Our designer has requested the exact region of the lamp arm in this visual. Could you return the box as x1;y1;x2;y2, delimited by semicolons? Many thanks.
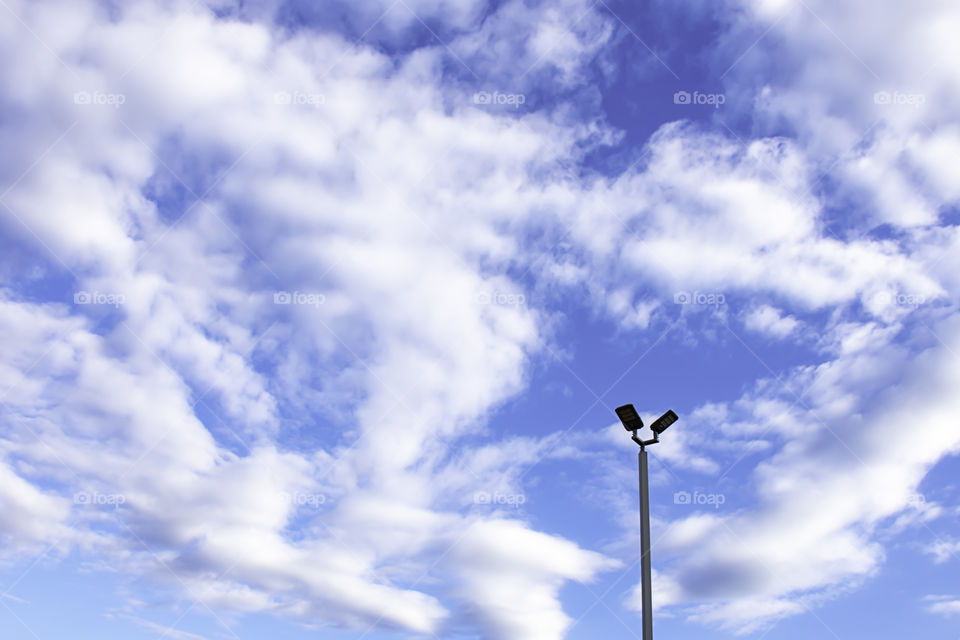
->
631;430;659;448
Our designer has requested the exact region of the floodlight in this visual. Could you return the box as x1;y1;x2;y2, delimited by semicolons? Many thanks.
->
649;409;678;434
615;404;644;432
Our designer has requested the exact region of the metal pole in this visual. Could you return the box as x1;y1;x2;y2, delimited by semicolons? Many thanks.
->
639;448;653;639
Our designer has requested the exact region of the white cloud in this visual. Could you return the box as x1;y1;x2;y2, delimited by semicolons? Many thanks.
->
0;461;72;554
450;519;621;640
554;123;944;327
923;595;960;617
726;0;960;232
0;0;619;637
627;314;960;632
925;537;960;564
744;304;800;338
605;288;660;330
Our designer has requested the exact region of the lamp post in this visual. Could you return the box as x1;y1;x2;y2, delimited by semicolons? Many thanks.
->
615;404;678;640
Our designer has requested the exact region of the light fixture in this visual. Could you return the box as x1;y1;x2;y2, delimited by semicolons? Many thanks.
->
650;409;678;435
615;403;644;432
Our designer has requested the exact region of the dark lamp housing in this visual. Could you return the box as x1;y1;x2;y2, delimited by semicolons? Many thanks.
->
650;409;678;434
615;404;644;432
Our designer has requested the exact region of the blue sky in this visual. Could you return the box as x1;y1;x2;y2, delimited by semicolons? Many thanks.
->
1;0;960;638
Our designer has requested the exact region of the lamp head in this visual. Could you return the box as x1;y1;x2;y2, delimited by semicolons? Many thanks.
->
650;409;678;434
615;404;644;432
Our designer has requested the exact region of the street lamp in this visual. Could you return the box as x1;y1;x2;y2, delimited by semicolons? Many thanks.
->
616;404;678;640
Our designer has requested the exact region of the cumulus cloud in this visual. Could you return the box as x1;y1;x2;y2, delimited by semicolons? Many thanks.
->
743;304;800;338
0;461;72;554
925;537;960;564
0;0;620;636
625;315;960;632
450;519;621;639
724;0;960;230
923;595;960;617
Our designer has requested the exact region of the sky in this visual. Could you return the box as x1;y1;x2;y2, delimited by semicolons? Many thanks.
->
1;0;959;638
